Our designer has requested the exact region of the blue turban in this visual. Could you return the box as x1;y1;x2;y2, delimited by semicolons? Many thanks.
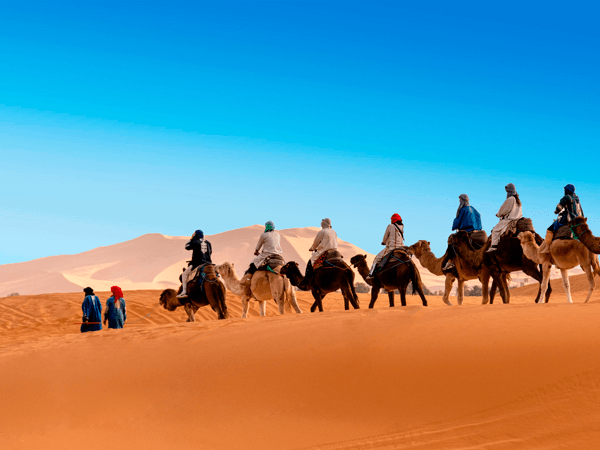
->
564;184;575;195
194;229;204;239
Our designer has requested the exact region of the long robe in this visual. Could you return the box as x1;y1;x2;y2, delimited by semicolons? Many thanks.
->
309;227;338;264
491;196;522;246
251;231;283;268
372;223;405;271
104;296;126;329
81;295;102;333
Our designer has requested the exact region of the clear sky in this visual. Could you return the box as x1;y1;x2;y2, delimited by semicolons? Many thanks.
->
1;0;599;265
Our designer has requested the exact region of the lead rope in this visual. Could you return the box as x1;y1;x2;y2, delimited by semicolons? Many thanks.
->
126;303;162;325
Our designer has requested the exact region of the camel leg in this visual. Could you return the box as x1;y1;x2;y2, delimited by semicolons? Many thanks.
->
480;270;490;305
268;273;286;315
259;301;267;316
184;304;196;322
286;282;302;313
582;264;596;303
241;294;251;319
559;269;573;303
456;279;465;306
413;282;428;307
399;287;407;307
442;274;454;306
368;280;381;309
310;290;324;313
538;262;552;304
496;273;510;304
388;290;395;308
522;259;549;303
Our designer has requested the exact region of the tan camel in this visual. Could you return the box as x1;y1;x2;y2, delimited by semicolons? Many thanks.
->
409;240;472;306
518;231;600;303
216;262;302;318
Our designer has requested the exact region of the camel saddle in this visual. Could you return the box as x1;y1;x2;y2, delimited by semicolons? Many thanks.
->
448;231;488;250
257;254;285;274
502;217;535;238
553;224;575;241
313;249;345;270
189;263;219;284
374;248;412;274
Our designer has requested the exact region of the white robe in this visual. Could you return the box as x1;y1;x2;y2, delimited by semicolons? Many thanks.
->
251;231;283;267
371;223;405;271
309;227;338;264
491;196;523;246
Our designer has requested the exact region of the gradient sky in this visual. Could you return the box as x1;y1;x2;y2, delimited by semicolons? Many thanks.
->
1;0;599;264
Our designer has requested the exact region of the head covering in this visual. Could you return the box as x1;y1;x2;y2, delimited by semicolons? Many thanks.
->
564;184;575;195
83;287;94;295
193;229;204;239
505;183;517;198
457;194;470;217
321;218;331;228
265;221;275;232
110;286;123;300
391;213;402;224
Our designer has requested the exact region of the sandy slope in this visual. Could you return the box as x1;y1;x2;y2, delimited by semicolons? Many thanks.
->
2;274;600;449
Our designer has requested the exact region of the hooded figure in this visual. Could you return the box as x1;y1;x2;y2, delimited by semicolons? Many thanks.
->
452;194;482;232
368;214;405;278
81;287;102;333
104;286;126;329
241;221;283;286
540;184;584;253
298;218;339;290
488;183;522;252
178;229;213;298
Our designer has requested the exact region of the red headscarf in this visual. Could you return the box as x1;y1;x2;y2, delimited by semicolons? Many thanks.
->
391;213;402;224
110;286;124;300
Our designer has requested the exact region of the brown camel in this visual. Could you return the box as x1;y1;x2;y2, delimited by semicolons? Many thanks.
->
350;252;427;308
159;265;228;320
518;231;600;303
280;261;360;312
570;217;600;254
216;262;302;318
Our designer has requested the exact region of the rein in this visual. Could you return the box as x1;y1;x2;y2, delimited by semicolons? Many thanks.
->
570;222;589;240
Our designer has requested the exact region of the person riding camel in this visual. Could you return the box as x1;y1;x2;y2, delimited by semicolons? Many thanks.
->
177;229;213;298
240;221;283;286
298;218;338;290
367;213;404;280
443;194;483;270
540;184;584;253
487;183;522;252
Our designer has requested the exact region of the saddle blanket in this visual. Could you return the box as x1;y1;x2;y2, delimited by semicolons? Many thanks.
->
189;263;219;282
502;217;534;238
553;224;574;241
375;248;411;273
257;254;285;273
314;249;345;270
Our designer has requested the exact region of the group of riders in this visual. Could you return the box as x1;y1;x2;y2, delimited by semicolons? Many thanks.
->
176;183;583;298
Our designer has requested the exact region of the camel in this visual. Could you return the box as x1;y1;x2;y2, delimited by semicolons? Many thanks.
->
409;241;459;305
518;231;600;303
216;262;302;318
280;261;360;312
159;265;228;321
570;217;600;254
350;252;427;308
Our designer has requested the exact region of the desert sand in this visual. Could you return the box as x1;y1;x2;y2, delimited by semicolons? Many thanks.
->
2;273;600;450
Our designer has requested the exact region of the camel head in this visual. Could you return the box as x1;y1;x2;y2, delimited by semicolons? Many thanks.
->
350;254;367;268
517;231;536;246
410;240;431;257
215;262;235;279
159;288;182;311
280;261;300;276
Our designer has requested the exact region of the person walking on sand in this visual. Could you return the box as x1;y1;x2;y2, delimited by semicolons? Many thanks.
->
81;287;102;333
104;285;127;329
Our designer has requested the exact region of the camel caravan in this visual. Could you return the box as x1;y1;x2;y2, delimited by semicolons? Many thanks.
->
159;183;600;320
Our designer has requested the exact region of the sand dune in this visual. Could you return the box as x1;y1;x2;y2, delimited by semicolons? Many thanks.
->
1;274;600;449
0;225;449;297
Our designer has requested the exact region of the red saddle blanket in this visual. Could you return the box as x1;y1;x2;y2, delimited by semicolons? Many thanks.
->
314;249;345;270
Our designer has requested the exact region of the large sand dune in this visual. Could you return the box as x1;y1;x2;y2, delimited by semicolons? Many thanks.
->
0;225;451;297
1;274;600;449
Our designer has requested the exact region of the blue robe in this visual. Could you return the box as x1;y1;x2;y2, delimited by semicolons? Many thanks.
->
105;296;126;329
452;206;483;232
81;295;103;333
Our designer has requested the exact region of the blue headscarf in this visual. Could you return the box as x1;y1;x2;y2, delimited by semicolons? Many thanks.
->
193;229;204;239
564;184;575;195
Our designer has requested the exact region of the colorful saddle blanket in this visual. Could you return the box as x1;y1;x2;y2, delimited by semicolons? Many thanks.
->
374;248;412;273
314;249;345;270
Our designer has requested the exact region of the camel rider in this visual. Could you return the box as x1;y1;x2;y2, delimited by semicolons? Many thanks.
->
443;194;483;270
177;230;213;298
367;213;404;280
541;184;584;252
487;183;522;252
298;218;338;290
240;221;283;286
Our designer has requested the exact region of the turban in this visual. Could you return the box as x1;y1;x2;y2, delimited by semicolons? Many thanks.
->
391;213;402;224
193;229;204;239
83;287;94;295
321;218;331;228
564;184;575;195
505;183;517;198
110;286;124;300
457;194;470;217
265;221;275;232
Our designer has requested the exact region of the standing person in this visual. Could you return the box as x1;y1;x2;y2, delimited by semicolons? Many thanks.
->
299;218;338;290
177;229;213;299
367;213;404;280
81;287;102;333
443;194;483;270
488;183;522;252
241;221;283;286
104;285;126;329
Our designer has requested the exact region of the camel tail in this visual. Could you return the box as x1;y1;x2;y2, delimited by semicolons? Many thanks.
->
592;255;600;278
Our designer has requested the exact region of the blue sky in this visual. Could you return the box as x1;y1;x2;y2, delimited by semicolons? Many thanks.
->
1;1;599;264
